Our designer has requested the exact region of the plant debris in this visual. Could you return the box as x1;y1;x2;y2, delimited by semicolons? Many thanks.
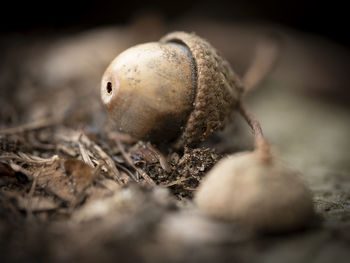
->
0;123;222;222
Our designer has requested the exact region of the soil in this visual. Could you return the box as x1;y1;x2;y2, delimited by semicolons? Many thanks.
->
0;18;349;263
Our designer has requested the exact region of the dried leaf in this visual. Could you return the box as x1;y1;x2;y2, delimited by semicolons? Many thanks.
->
36;163;76;203
64;159;94;194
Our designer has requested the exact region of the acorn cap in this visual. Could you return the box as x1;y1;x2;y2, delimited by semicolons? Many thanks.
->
160;32;244;146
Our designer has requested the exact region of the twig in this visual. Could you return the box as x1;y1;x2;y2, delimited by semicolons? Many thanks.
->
76;131;124;184
8;161;33;180
115;136;134;167
115;163;139;182
160;177;190;187
146;143;171;173
115;136;156;186
237;102;271;159
57;144;78;157
26;171;39;218
183;187;197;191
134;166;156;186
78;134;94;167
0;116;63;135
92;144;123;184
242;38;279;94
18;152;59;164
0;153;59;165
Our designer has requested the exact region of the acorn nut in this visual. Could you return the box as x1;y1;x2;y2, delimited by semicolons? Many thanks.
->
195;150;315;233
101;31;243;146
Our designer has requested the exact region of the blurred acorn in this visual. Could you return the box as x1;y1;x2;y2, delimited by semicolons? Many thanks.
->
195;149;315;233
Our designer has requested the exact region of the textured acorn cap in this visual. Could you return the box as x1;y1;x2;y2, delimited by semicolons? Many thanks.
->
161;32;243;146
195;151;315;233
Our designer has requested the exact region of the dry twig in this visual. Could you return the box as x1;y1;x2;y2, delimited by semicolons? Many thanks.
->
92;144;124;183
78;134;95;167
237;102;271;159
242;38;279;93
0;116;63;135
8;161;33;180
26;171;39;217
160;177;190;187
115;136;156;186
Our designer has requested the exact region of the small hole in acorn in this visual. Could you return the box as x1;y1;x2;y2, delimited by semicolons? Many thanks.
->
106;82;112;94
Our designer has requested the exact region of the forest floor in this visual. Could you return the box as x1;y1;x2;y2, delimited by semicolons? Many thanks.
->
0;18;349;263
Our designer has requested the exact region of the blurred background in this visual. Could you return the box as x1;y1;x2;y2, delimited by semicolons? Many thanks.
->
1;0;349;46
1;0;349;120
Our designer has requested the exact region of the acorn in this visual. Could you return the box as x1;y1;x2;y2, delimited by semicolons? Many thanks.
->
194;149;315;233
101;31;243;146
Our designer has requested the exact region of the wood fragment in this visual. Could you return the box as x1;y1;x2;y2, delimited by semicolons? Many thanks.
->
160;177;190;187
8;161;33;180
78;134;95;167
115;136;135;167
134;166;156;186
0;153;59;164
237;102;271;159
116;162;139;182
57;144;78;157
18;152;60;164
92;144;123;183
26;171;39;217
183;187;198;191
0;116;63;135
145;143;171;172
115;136;156;186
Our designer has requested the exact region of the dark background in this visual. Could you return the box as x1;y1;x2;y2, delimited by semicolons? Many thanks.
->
1;0;349;46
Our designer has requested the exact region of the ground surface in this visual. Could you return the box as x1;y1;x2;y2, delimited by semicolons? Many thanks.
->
0;18;349;263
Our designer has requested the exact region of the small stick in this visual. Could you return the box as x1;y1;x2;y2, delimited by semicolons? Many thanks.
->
77;131;124;184
78;134;94;167
183;187;197;191
115;136;156;186
146;142;171;173
237;102;271;159
8;161;33;181
134;166;156;186
0;116;63;135
242;38;279;94
0;153;59;164
160;177;190;187
115;136;135;168
115;163;138;182
26;171;39;218
93;144;123;183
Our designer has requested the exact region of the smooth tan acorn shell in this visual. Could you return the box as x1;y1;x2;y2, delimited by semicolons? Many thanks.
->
161;32;243;146
195;151;315;233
